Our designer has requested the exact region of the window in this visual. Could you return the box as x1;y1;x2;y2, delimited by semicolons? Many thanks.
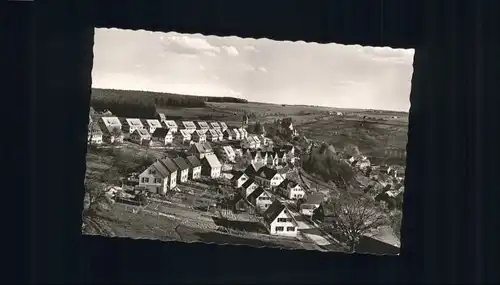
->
275;226;284;232
277;218;287;223
142;177;150;183
154;178;161;183
287;227;295;232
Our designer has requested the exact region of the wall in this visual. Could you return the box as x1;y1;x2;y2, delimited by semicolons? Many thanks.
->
138;167;167;194
269;210;297;237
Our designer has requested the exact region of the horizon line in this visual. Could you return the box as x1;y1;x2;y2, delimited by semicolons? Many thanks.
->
92;86;409;113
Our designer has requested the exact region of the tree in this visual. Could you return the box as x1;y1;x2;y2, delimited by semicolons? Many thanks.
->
320;194;388;252
83;179;112;217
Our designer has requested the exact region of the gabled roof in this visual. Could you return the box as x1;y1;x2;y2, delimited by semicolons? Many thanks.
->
210;122;221;129
305;192;325;205
231;170;246;181
219;122;228;129
241;178;257;189
180;129;192;137
190;142;213;154
256;166;278;180
202;142;213;152
88;122;103;134
252;136;261;143
279;178;299;189
101;116;122;126
182;121;196;129
208;129;218;137
163;120;178;128
232;128;241;136
145;119;162;128
244;164;259;177
172;157;190;171
196;121;210;129
194;129;207;136
247;186;267;201
246;136;256;143
224;129;236;136
203;154;222;168
276;151;286;159
152;128;171;138
185;155;202;168
262;200;286;224
223;145;235;156
136;129;150;136
215;129;224;136
151;161;171;177
157;113;166;120
250;151;260;159
126;118;144;127
158;157;178;173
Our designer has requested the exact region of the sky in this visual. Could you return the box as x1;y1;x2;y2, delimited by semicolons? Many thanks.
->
92;28;415;111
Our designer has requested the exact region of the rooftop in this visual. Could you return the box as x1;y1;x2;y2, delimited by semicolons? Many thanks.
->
185;155;201;168
164;120;178;128
173;157;190;170
159;157;178;173
203;153;222;168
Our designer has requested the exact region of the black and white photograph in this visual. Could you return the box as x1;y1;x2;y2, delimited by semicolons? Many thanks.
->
83;28;413;255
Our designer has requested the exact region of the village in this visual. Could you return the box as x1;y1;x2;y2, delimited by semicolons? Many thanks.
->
85;106;405;254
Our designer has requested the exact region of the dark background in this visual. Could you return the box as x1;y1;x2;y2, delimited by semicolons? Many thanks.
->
8;0;498;283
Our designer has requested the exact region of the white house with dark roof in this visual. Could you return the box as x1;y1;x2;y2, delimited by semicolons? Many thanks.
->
254;166;285;189
196;121;210;131
138;158;178;194
240;178;260;198
187;142;214;159
144;119;163;134
247;187;273;213
232;128;241;140
201;153;222;178
99;116;123;143
123;118;145;135
220;145;236;163
192;129;207;143
210;121;221;131
263;200;298;237
300;192;326;216
156;112;166;122
279;179;305;200
206;129;219;142
182;121;197;133
219;122;228;132
215;129;224;141
176;129;192;144
239;128;248;139
172;157;190;183
130;129;152;146
252;136;261;149
232;171;249;188
163;120;178;133
185;155;202;180
151;128;174;145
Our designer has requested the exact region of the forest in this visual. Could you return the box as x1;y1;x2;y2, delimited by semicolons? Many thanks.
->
90;88;248;118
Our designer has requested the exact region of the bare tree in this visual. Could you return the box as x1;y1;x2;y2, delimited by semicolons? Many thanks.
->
83;179;112;217
319;194;388;252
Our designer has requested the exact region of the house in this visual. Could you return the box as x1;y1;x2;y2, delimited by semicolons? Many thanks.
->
129;129;152;146
240;178;259;198
201;153;222;178
210;121;221;131
172;157;190;183
240;136;256;149
187;142;214;159
138;158;178;194
275;151;287;165
215;129;224;141
122;118;145;135
231;193;250;213
247;187;273;213
265;151;277;167
163;120;178;134
220;145;237;163
249;151;265;165
196;121;210;131
151;128;174;145
87;122;103;145
181;121;197;133
206;129;219;142
254;166;285;189
144;119;163;134
223;129;234;140
238;127;248;139
192;129;207;143
232;128;241;140
185;155;202;180
138;161;171;194
262;200;298;237
232;171;249;188
244;161;265;178
279;179;305;200
299;192;326;216
252;136;261;149
156;112;166;122
219;122;228;132
176;129;192;144
99;116;124;143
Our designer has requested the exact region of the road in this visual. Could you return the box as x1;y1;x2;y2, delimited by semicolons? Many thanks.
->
289;210;332;247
